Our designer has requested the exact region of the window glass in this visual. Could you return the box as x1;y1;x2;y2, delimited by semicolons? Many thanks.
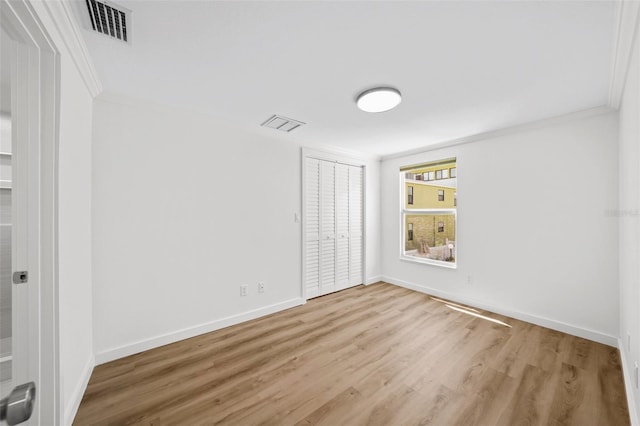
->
400;158;457;267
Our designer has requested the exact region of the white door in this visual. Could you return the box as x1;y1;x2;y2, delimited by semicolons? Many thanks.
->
303;156;364;299
0;106;12;400
0;34;37;426
334;164;350;291
304;158;321;298
319;161;336;295
0;4;58;422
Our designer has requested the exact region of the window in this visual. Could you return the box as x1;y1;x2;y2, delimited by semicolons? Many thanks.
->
400;158;457;268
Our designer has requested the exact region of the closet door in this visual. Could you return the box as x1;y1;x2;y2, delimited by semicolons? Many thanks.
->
304;158;321;298
349;165;363;286
319;161;336;295
335;163;350;291
304;157;363;299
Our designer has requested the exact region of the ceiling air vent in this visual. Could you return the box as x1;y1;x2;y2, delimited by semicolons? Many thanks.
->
85;0;130;43
261;115;306;133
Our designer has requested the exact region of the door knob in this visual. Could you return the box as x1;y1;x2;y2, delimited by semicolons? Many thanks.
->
0;382;36;425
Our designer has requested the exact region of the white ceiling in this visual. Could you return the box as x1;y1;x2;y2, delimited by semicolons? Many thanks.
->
72;1;616;158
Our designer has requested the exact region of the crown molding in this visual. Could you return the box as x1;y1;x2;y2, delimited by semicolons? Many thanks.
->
608;0;640;109
36;0;103;97
380;105;615;162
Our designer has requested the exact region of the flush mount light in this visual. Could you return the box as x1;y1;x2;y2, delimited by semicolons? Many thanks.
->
356;87;402;113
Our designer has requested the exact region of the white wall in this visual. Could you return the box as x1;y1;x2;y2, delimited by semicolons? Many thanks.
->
91;96;380;362
618;17;640;423
57;45;94;425
381;111;619;344
365;159;381;283
28;3;95;424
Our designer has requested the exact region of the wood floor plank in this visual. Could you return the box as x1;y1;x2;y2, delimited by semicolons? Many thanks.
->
596;346;631;425
450;368;518;425
547;362;593;426
294;386;363;426
496;363;557;426
74;282;630;426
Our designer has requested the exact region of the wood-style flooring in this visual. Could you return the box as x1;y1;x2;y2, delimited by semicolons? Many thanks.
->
74;282;630;425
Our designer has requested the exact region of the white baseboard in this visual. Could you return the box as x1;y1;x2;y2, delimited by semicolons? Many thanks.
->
382;276;618;347
619;337;640;426
64;354;95;426
95;298;305;365
365;275;383;285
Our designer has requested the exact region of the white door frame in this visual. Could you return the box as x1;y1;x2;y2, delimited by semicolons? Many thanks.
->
301;148;366;301
1;0;60;424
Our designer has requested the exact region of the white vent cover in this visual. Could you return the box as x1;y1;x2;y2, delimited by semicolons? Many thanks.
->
261;115;306;132
85;0;130;43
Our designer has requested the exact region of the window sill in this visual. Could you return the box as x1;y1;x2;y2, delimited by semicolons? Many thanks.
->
400;254;457;269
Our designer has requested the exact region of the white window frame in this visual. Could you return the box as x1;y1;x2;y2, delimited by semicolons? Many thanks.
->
399;175;457;269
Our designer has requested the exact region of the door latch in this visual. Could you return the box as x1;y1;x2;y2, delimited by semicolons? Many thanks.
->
12;271;28;284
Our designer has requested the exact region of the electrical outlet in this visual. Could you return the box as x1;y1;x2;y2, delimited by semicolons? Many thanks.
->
258;281;266;293
240;285;248;297
635;362;639;389
467;275;473;285
629;332;632;352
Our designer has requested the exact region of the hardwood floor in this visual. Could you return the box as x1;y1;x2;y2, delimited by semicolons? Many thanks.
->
74;283;630;425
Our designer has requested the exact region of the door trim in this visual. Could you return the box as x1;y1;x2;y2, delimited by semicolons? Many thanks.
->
1;0;60;424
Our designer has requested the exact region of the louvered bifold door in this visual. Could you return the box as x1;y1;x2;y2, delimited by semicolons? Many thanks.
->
349;165;364;286
335;164;350;291
319;161;336;295
304;158;321;298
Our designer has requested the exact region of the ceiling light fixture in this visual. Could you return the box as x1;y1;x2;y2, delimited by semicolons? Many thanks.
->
356;87;402;113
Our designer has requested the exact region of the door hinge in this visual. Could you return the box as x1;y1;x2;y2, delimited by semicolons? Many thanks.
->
12;271;28;284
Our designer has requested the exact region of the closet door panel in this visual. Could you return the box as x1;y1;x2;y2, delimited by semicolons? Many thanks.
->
335;164;350;290
319;161;336;294
304;158;320;298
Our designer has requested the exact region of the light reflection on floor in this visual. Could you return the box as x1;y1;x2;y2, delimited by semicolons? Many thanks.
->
444;304;512;328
